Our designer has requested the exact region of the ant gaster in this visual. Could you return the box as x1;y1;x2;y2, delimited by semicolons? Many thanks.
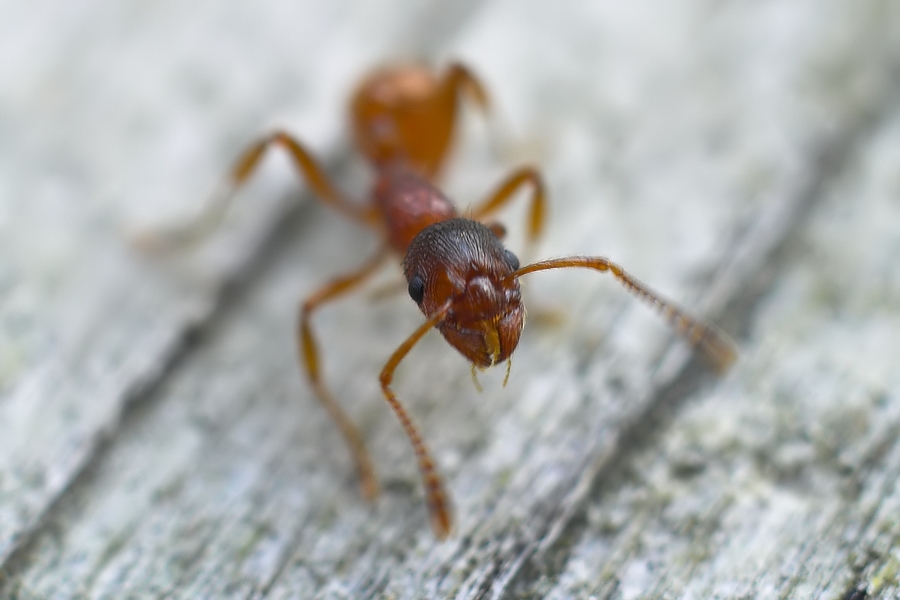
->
148;62;736;539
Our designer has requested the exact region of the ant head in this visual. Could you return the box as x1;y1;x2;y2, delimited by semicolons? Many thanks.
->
404;219;525;368
350;64;459;180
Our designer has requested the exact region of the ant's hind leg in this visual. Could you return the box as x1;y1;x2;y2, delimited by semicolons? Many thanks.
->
445;62;491;113
470;166;547;246
233;131;377;224
132;130;376;252
299;249;388;500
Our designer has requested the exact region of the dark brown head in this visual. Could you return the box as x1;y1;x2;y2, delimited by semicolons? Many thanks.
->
403;219;524;368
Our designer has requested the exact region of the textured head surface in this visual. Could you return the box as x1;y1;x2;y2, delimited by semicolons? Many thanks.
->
404;219;524;367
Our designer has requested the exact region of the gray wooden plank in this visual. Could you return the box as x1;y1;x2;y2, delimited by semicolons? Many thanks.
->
535;104;900;600
432;2;900;597
526;3;900;596
0;0;486;576
2;0;898;598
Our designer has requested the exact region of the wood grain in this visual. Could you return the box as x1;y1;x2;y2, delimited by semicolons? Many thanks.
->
1;0;898;598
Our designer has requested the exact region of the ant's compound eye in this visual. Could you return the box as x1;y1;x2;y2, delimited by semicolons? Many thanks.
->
503;249;520;271
408;275;425;304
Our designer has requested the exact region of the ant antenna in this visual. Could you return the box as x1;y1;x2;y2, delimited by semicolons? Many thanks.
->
508;257;737;373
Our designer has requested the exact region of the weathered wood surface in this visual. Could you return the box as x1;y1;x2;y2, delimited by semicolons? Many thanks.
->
1;0;898;598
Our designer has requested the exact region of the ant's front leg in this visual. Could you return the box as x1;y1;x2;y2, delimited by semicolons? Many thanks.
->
299;249;388;501
379;301;455;539
133;131;377;251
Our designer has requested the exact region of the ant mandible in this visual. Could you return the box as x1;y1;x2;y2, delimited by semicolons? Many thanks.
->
149;62;736;540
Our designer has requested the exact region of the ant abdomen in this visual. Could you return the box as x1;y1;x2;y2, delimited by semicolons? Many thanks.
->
350;63;488;180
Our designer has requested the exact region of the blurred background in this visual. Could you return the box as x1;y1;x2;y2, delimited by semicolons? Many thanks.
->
1;0;899;598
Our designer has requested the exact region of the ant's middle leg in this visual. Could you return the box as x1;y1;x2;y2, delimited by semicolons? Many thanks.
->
299;248;388;501
470;166;547;245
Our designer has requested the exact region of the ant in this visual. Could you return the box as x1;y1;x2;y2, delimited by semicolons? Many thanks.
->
143;62;736;539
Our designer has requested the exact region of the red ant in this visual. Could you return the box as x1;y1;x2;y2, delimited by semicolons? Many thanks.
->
145;62;736;539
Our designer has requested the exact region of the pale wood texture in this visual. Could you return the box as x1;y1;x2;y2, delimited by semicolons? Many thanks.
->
1;0;899;598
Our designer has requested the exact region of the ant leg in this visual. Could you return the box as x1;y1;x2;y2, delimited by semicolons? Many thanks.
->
379;302;454;539
299;249;389;501
445;62;491;113
135;131;376;251
232;131;377;224
510;257;738;373
470;166;547;244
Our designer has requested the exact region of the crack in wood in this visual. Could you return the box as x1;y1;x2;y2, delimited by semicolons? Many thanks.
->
0;185;324;590
481;67;900;600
